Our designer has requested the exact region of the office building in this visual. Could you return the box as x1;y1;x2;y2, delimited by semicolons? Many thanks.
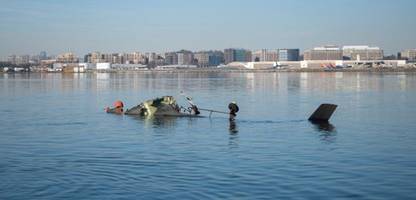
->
342;46;384;60
304;45;343;60
400;49;416;62
177;50;194;65
195;51;224;67
278;49;300;61
56;53;78;63
165;52;178;65
252;49;278;62
224;48;251;64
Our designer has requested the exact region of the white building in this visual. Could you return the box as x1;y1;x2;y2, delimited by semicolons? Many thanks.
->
342;45;384;60
96;63;111;70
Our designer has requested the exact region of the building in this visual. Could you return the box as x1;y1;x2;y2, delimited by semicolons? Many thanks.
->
303;45;343;60
278;49;300;61
8;55;31;65
96;63;111;70
224;49;235;64
56;53;78;63
146;52;157;63
252;49;278;62
400;49;416;62
39;51;47;60
195;51;224;67
342;46;384;60
194;52;210;67
165;52;178;65
177;50;194;65
224;48;251;64
209;51;224;66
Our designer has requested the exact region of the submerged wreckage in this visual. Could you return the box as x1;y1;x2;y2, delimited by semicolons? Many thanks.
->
106;96;240;120
106;95;337;123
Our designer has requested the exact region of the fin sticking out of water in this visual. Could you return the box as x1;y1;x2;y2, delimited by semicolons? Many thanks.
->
308;104;337;122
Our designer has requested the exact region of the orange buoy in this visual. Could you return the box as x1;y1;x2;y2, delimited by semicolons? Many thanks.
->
113;100;124;108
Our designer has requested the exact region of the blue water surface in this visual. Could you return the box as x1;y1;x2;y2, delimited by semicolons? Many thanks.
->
1;72;416;199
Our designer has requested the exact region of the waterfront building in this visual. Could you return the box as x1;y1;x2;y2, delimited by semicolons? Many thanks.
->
194;52;210;67
146;52;157;63
400;49;416;62
303;45;343;60
57;52;78;63
342;46;384;60
278;49;300;61
177;50;194;65
165;52;178;65
252;49;279;62
7;55;31;65
209;51;224;66
90;52;102;63
195;51;224;67
224;49;234;64
224;48;252;64
96;62;111;70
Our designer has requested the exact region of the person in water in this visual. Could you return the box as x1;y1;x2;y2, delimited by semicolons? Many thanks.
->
228;101;239;121
106;100;124;114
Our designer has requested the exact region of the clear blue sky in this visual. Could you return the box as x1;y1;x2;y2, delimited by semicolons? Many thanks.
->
0;0;415;59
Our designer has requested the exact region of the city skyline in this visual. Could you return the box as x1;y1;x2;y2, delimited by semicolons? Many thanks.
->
1;0;415;59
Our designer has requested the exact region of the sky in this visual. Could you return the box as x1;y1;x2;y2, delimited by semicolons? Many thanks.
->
0;0;415;59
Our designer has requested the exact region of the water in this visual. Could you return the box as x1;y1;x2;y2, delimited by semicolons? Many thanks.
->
1;72;416;199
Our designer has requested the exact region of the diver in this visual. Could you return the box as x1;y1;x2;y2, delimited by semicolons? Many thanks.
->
105;100;124;114
228;101;239;121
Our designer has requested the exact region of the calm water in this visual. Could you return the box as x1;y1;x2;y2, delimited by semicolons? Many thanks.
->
1;72;416;199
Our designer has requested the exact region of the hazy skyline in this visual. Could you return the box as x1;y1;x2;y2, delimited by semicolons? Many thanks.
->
1;0;415;59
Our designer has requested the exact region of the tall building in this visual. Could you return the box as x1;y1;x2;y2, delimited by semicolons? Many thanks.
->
303;45;342;60
400;49;416;62
195;52;210;67
165;52;178;65
224;49;235;64
177;50;194;65
224;48;251;64
342;46;384;60
146;52;157;63
278;49;299;61
209;51;224;66
252;49;279;62
39;51;47;60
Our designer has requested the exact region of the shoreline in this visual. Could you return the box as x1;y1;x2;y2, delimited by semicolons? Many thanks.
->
2;67;416;74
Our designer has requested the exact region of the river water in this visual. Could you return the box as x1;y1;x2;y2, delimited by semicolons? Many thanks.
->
1;72;416;199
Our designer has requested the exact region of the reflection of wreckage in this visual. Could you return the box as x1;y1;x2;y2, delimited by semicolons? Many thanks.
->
124;96;202;117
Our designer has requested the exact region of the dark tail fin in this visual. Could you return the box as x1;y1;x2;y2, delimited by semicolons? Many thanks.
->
308;104;337;122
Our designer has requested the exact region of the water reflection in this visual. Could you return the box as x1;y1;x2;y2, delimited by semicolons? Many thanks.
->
131;115;179;129
228;120;239;148
229;120;238;134
311;121;337;143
